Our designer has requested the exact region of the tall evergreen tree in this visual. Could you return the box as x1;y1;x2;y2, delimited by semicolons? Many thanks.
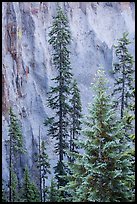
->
112;33;135;198
38;126;42;202
48;178;62;202
8;107;24;154
7;107;24;202
49;178;57;202
45;5;73;188
122;92;135;201
20;167;40;202
112;32;135;119
64;70;134;202
2;179;8;202
69;79;82;162
37;137;51;202
10;164;18;202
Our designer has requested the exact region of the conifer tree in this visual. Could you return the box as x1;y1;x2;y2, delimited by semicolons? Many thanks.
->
38;127;42;202
45;5;73;188
64;70;134;202
112;33;135;198
123;127;135;201
48;178;61;202
112;32;135;119
7;107;24;202
122;97;135;201
20;167;40;202
37;137;51;202
8;107;24;154
2;180;8;202
10;164;18;202
69;79;82;162
2;188;7;202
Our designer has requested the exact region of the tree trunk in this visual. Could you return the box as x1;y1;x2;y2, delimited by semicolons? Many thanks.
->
43;178;46;202
9;134;12;202
59;71;63;163
121;76;125;118
72;104;76;153
59;41;63;165
39;126;42;202
121;57;125;119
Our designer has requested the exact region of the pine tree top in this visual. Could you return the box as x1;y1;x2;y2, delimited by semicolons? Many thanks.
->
8;107;25;153
115;32;131;47
48;6;71;47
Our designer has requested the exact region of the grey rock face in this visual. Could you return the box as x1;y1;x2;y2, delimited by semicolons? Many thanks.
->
2;2;135;184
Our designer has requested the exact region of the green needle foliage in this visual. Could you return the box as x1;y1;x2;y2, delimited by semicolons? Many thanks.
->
20;167;40;202
112;32;135;119
112;32;135;199
49;178;57;202
69;79;82;162
7;107;25;202
10;164;18;202
39;141;51;180
45;5;73;188
48;178;62;202
8;107;24;155
2;180;8;202
64;69;134;202
122;107;135;201
37;140;51;202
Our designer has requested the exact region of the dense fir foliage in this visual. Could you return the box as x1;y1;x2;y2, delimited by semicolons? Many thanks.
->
69;79;82;162
2;180;9;202
112;32;135;119
63;70;134;202
48;179;57;202
48;178;62;202
8;107;24;153
7;107;25;202
112;32;135;199
8;107;24;158
20;167;40;202
10;164;18;202
45;5;73;188
37;140;51;202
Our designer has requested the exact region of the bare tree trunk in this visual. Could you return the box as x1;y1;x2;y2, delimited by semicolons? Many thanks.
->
43;178;46;202
121;54;125;119
9;133;12;202
39;126;42;202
